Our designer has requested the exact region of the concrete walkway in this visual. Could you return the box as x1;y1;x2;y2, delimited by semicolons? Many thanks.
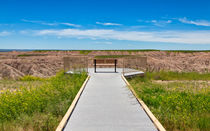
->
64;68;157;131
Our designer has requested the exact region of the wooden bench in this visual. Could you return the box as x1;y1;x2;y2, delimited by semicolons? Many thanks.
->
93;59;117;73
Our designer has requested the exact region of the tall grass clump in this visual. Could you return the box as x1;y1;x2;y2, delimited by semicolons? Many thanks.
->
0;71;87;131
128;72;210;131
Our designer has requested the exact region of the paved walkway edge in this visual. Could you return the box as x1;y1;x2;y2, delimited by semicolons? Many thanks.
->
121;75;166;131
56;76;90;131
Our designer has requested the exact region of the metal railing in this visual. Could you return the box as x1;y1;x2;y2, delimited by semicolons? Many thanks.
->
63;56;88;73
63;55;147;74
123;56;147;74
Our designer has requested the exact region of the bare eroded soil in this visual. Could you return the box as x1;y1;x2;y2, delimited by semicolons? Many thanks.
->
0;51;209;79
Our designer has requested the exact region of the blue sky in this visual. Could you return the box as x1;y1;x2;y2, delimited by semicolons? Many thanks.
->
1;0;210;50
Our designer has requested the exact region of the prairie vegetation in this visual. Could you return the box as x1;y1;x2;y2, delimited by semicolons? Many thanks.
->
31;49;210;53
0;80;44;92
144;71;210;81
79;50;92;55
17;54;47;57
95;55;131;58
0;71;87;131
128;71;210;131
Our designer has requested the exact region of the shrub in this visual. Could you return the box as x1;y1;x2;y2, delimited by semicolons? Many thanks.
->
0;71;87;130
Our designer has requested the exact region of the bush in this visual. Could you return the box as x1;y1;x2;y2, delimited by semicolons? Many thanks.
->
0;71;87;130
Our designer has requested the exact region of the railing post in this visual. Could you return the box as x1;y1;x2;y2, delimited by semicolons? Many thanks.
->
123;58;124;75
94;59;96;73
115;59;117;73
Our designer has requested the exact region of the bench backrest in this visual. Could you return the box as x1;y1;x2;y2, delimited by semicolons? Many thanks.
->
94;59;117;64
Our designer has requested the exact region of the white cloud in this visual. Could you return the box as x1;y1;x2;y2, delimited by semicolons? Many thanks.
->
0;31;11;36
19;30;29;35
178;17;210;26
21;19;80;27
95;41;112;45
151;20;157;23
32;28;210;44
22;19;43;24
0;24;10;26
148;20;172;27
22;19;58;26
42;23;57;26
96;22;122;26
61;23;81;27
21;19;36;23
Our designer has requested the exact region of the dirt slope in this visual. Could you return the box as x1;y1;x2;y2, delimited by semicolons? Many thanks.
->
0;51;209;79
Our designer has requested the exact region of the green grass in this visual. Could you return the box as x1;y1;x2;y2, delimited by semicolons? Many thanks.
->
128;72;210;131
165;50;210;53
32;49;210;54
33;49;160;53
0;71;87;131
79;50;92;55
144;71;210;81
33;50;64;52
94;54;146;58
95;55;131;58
17;54;47;57
93;49;210;53
19;75;49;81
94;49;159;52
0;80;44;92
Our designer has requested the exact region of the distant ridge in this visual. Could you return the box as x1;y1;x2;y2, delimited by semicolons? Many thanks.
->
0;49;34;52
0;49;210;52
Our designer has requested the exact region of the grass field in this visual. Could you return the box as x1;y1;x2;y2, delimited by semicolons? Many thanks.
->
32;49;210;53
144;71;210;81
95;55;131;58
128;71;210;131
17;54;47;57
0;72;87;131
